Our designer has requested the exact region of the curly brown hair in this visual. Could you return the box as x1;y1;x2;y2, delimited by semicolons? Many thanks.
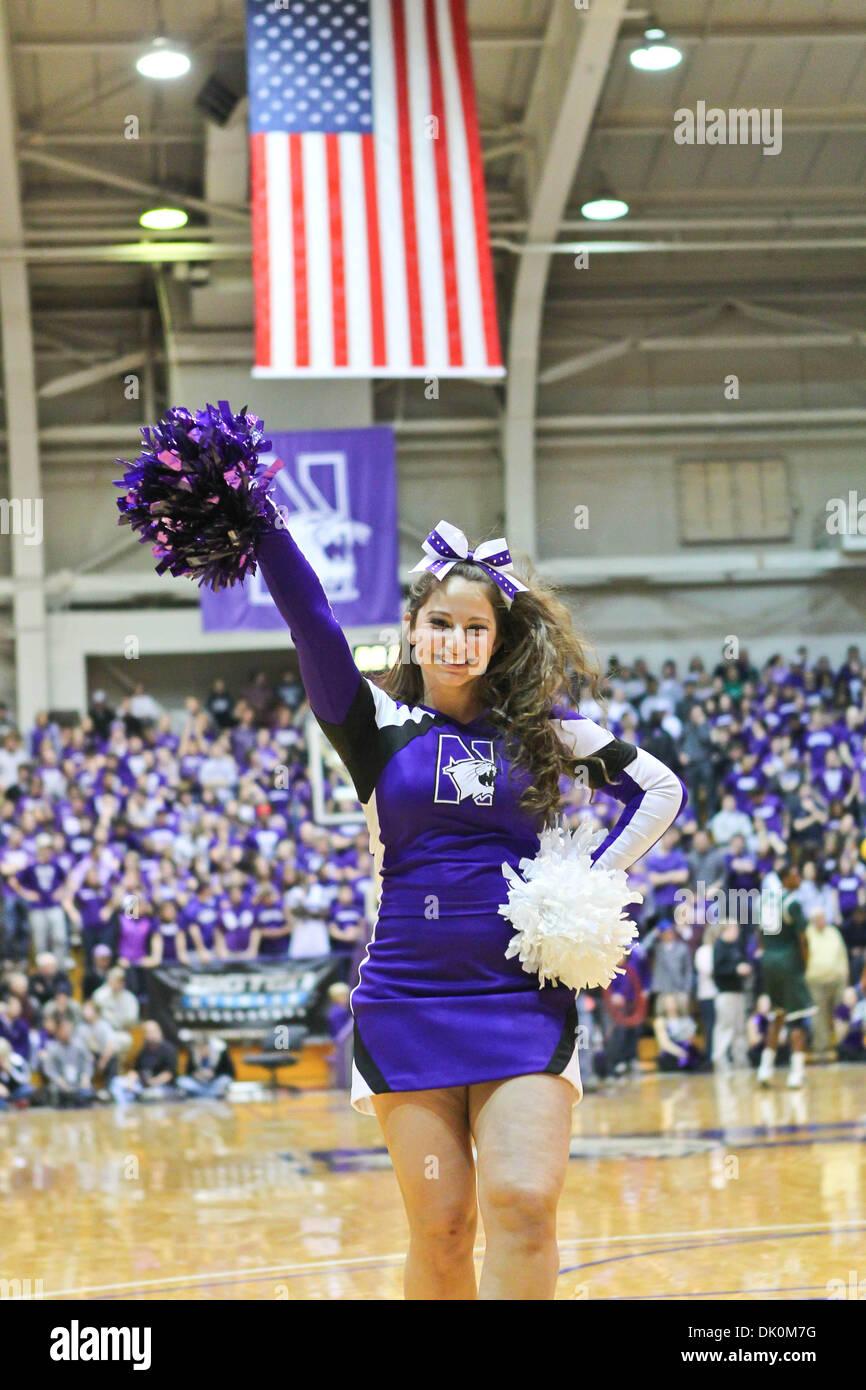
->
373;543;607;826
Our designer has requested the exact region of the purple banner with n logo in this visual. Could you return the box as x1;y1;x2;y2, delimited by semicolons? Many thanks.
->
200;425;400;631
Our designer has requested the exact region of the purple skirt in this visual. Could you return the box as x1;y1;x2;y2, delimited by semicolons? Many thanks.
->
349;886;582;1114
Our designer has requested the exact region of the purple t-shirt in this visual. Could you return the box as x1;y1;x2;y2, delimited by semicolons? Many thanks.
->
17;860;65;906
76;885;109;931
648;849;689;912
117;913;152;963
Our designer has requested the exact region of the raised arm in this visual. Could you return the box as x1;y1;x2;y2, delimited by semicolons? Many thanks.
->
253;517;384;807
550;705;687;872
254;511;364;727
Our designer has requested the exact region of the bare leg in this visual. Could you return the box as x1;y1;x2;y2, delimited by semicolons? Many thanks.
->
372;1086;478;1300
469;1072;574;1300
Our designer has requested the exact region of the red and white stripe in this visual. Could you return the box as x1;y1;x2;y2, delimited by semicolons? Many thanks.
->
250;0;504;379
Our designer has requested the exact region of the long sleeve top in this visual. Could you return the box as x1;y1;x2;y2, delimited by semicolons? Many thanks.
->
253;519;687;894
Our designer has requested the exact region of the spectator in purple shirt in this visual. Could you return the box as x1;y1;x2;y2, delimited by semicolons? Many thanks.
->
646;829;690;924
8;834;70;960
141;901;188;969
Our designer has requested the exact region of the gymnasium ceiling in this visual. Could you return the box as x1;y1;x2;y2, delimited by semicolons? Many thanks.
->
3;0;866;454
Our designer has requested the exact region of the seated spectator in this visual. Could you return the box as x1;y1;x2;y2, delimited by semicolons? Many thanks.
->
40;1016;95;1108
653;994;705;1072
91;967;139;1062
28;952;71;1009
834;987;866;1062
326;982;352;1039
747;993;791;1068
709;793;753;848
0;1037;34;1109
176;1035;235;1099
805;907;849;1060
0;992;32;1064
78;1000;121;1093
42;982;83;1031
110;1020;177;1104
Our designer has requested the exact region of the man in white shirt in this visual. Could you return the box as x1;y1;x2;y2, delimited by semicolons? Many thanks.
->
709;793;754;847
92;968;139;1061
0;733;28;790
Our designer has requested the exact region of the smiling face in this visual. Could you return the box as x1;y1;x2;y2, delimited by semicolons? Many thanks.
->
406;576;501;699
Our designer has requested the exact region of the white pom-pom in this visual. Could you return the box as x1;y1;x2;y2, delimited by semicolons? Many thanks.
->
498;819;643;991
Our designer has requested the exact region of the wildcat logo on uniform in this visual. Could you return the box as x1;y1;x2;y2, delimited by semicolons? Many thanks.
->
434;733;498;806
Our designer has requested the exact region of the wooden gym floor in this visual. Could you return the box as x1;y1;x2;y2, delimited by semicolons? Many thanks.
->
2;1064;864;1301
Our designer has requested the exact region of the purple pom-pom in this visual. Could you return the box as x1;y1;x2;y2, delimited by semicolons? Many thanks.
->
113;401;283;591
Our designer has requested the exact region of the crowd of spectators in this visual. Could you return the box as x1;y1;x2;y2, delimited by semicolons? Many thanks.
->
571;643;866;1082
0;669;372;1109
0;641;864;1110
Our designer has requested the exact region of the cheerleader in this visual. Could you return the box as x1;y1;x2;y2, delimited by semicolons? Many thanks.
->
252;514;686;1299
116;408;686;1300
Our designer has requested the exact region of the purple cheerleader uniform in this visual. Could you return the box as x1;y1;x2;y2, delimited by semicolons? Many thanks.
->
255;522;686;1115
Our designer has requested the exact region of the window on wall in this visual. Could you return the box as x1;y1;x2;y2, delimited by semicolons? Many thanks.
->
675;458;791;544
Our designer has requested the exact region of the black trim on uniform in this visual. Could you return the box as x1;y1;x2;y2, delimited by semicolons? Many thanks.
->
352;1019;391;1095
572;736;639;791
315;681;438;805
545;1001;580;1075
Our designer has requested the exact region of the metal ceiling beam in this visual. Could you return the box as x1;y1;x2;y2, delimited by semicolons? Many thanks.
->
502;0;630;558
38;351;146;400
538;304;722;384
0;6;48;729
19;149;249;226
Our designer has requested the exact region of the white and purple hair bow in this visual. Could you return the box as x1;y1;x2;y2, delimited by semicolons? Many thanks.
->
410;519;529;603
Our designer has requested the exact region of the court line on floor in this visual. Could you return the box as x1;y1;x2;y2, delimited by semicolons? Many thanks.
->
559;1225;853;1278
43;1218;866;1298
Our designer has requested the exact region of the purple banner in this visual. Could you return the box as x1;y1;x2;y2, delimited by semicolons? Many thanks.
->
200;426;400;632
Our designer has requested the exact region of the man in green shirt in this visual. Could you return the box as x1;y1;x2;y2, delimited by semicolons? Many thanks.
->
756;865;816;1088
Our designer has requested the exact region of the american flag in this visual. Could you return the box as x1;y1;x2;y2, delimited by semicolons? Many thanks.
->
246;0;504;378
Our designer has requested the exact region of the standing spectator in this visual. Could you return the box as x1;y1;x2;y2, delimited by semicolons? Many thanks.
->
82;943;114;1000
177;1036;235;1099
693;925;718;1060
127;682;163;730
711;921;751;1069
646;829;690;925
680;706;716;820
328;882;365;980
87;690;115;741
110;1020;177;1103
206;678;236;731
63;865;113;967
41;1017;95;1108
8;835;70;961
650;922;693;1006
254;883;292;959
709;793;753;848
0;731;28;792
805;907;849;1059
641;709;681;777
0;826;31;962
